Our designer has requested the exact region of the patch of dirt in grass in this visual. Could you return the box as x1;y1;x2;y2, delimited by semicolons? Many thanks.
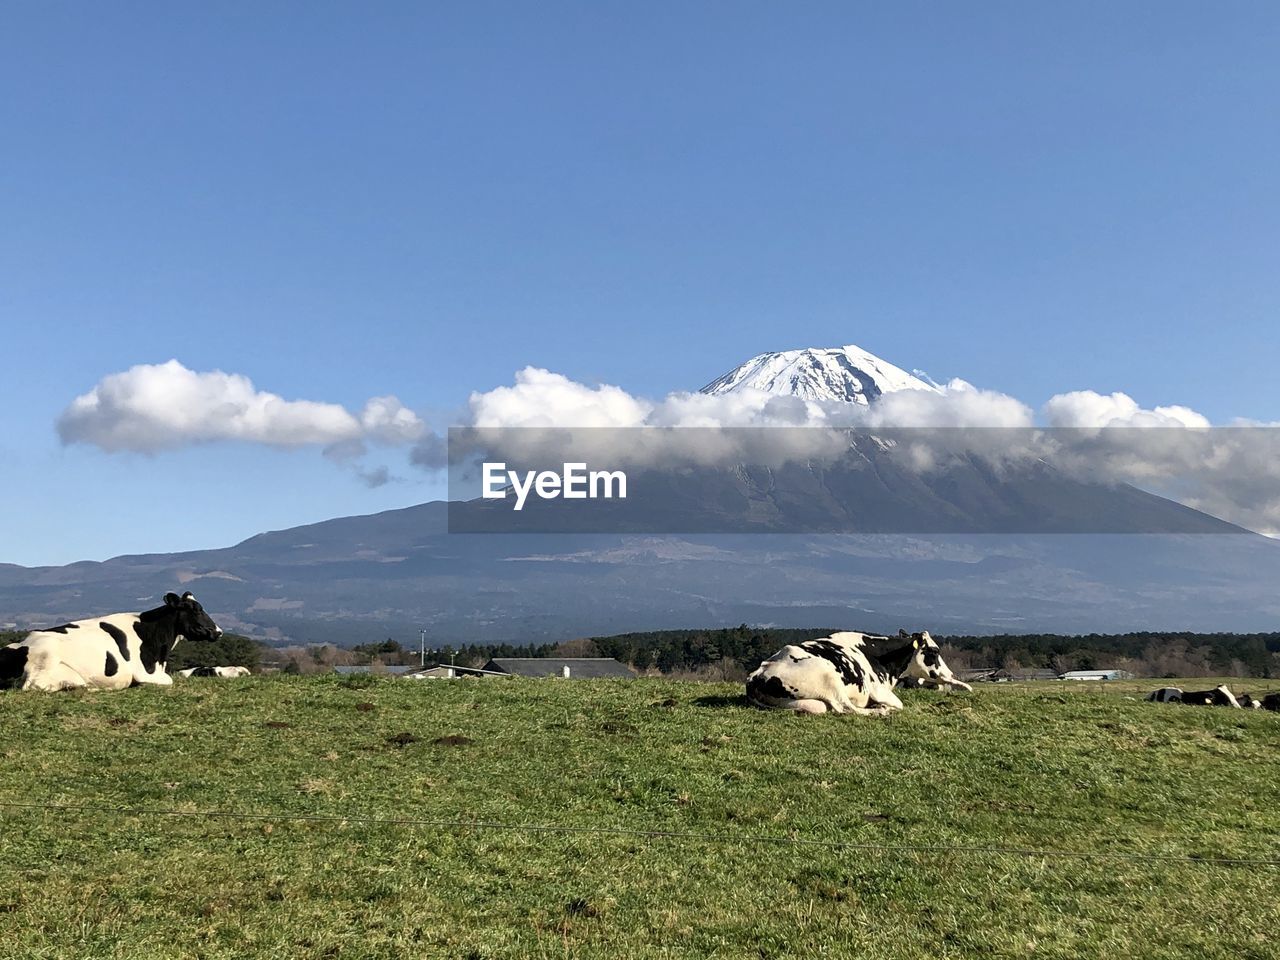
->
692;694;746;709
565;897;600;918
61;715;149;732
387;732;419;747
431;734;472;747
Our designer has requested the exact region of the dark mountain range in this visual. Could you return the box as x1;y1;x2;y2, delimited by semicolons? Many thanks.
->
1;499;1277;644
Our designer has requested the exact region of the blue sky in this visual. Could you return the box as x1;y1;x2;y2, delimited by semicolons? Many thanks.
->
2;2;1278;566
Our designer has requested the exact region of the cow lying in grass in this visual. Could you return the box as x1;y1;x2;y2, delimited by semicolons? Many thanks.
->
1178;684;1241;708
746;630;970;715
178;666;251;678
0;592;222;692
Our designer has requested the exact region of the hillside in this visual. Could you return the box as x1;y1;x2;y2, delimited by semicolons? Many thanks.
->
1;676;1278;958
3;510;1280;643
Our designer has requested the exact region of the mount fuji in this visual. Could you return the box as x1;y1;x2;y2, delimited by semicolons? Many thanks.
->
701;344;939;404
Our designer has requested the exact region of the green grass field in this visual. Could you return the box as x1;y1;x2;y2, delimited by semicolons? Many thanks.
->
2;676;1279;960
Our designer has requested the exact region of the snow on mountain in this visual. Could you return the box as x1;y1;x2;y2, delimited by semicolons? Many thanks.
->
700;344;941;405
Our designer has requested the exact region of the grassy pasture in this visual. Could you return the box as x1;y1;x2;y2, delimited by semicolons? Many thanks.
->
2;676;1279;960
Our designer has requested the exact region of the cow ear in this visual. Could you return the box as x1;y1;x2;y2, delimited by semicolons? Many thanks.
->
164;592;180;606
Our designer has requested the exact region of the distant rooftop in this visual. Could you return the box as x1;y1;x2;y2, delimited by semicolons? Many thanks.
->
1060;669;1133;680
483;657;636;679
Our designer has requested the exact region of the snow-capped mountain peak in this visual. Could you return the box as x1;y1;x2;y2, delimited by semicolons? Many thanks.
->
700;344;940;404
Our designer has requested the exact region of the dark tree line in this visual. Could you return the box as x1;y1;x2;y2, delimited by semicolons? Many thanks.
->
166;633;263;671
592;626;838;673
434;642;560;664
350;639;562;666
585;627;1280;678
935;631;1280;678
5;624;1276;678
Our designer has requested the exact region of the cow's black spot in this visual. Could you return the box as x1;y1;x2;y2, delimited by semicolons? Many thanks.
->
45;623;79;634
132;619;174;674
747;674;796;703
0;646;29;689
922;649;941;669
188;666;217;677
803;640;866;690
104;651;119;677
866;640;921;683
99;622;131;661
1181;690;1217;706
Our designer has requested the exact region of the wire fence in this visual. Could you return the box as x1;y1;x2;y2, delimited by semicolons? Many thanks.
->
3;799;1279;868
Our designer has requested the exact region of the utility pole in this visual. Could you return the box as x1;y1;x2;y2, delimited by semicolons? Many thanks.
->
419;629;426;669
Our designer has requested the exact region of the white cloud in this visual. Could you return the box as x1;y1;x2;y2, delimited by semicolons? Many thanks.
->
468;367;652;429
1034;390;1280;533
59;359;1280;533
359;396;427;444
58;359;426;495
866;379;1034;429
450;369;1037;474
455;368;1280;534
465;370;1033;433
1043;390;1211;429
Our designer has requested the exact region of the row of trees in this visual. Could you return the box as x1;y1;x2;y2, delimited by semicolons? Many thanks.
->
935;631;1280;678
4;625;1278;679
582;626;1280;679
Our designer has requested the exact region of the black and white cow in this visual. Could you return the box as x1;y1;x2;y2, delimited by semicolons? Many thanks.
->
1262;693;1280;712
178;666;250;678
1179;684;1241;708
1146;687;1184;703
0;592;221;692
746;630;970;715
1236;692;1263;710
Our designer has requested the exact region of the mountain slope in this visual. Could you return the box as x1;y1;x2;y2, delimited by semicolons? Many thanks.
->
700;344;939;404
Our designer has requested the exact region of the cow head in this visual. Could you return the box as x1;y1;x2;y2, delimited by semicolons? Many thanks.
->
164;592;223;643
900;630;972;692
